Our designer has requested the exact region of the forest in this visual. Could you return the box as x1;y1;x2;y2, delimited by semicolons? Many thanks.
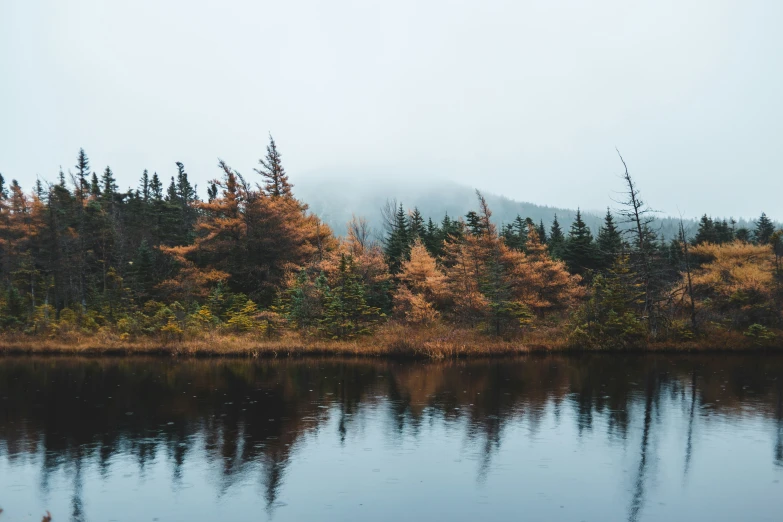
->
0;138;781;356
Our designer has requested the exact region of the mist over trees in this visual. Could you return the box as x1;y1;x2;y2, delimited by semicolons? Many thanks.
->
0;140;781;351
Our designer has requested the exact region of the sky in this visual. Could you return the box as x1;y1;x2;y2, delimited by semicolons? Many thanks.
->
1;0;781;220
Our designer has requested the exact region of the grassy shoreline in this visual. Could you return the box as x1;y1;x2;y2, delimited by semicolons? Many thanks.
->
0;325;780;358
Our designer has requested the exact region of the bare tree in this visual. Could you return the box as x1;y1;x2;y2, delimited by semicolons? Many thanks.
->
378;198;399;245
614;150;659;332
678;218;697;333
346;214;373;254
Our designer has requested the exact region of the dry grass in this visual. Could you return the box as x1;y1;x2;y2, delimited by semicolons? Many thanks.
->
0;323;779;359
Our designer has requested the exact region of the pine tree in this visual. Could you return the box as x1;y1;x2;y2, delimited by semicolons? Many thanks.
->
408;207;426;240
755;212;775;245
562;209;599;277
150;173;163;201
735;227;751;243
695;215;717;244
384;203;410;274
596;208;623;270
90;172;101;197
536;219;547;244
255;134;293;198
571;255;647;349
75;148;90;197
0;173;7;200
101;166;117;200
502;215;528;252
548;215;565;259
140;170;150;202
175;162;196;204
423;217;442;257
465;211;484;235
207;182;218;202
715;219;734;244
319;254;381;339
166;177;178;202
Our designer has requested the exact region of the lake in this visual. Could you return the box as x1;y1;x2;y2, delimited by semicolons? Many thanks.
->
0;355;781;521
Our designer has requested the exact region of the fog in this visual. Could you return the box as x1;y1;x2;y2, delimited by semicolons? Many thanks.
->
1;0;781;220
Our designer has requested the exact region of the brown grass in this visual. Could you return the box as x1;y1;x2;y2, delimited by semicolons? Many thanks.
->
0;323;779;358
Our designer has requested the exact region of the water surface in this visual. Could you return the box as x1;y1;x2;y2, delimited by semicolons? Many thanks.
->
0;355;781;521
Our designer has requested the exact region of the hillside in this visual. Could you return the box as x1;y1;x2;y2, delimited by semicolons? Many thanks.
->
294;171;711;241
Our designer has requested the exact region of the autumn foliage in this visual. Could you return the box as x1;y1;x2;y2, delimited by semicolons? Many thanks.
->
0;142;781;353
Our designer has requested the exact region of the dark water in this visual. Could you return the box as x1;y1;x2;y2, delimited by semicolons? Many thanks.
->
0;356;782;522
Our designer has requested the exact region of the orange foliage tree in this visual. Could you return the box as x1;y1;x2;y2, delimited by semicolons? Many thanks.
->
161;152;334;305
393;239;449;324
689;240;781;329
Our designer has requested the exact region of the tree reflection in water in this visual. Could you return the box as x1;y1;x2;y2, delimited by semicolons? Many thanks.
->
0;355;782;520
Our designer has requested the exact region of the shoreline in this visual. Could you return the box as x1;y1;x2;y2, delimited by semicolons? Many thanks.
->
0;332;780;359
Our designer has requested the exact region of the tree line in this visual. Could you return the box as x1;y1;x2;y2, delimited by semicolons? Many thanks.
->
0;140;781;348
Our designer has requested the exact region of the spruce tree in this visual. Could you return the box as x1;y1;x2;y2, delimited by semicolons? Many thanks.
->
408;207;426;240
562;209;599;276
90;172;101;196
319;254;381;339
465;211;483;235
755;212;775;245
255;134;293;197
695;215;717;244
101;166;117;199
140;170;150;202
166;177;178;202
207;182;218;202
548;215;565;259
715;219;733;244
384;203;410;273
735;227;751;243
75;148;90;197
596;208;623;270
423;217;442;257
0;173;7;200
536;219;547;244
150;173;163;201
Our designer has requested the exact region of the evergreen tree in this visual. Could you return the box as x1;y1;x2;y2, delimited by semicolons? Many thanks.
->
441;213;462;242
150;172;163;201
101;166;117;199
562;209;599;277
502;215;527;251
207;182;218;202
735;227;751;243
175;162;196;204
166;177;178;202
715;219;734;244
408;207;426;240
384;203;410;273
90;172;101;196
597;208;623;270
75;148;90;196
0;173;6;200
255;134;293;198
319;254;381;339
423;217;442;257
536;220;547;244
755;212;775;245
694;215;717;244
140;170;150;202
465;211;483;235
548;215;565;259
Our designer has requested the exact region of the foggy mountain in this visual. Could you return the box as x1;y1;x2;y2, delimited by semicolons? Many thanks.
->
293;169;721;241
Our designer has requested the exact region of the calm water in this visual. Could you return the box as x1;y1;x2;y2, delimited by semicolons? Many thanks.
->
0;355;781;522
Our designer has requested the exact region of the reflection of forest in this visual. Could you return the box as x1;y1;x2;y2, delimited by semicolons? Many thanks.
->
1;355;782;516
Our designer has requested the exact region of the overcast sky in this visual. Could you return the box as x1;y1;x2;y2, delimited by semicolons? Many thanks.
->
1;0;781;220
